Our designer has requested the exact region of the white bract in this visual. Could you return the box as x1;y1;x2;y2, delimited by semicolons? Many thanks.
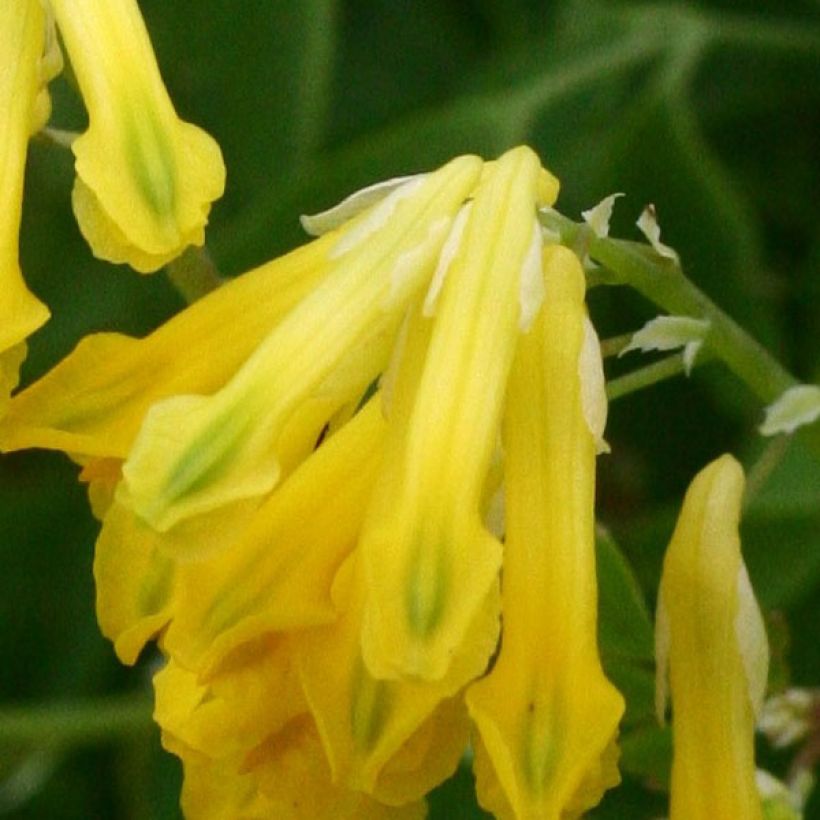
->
759;384;820;436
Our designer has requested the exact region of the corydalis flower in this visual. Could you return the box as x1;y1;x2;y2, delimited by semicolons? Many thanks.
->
467;247;623;819
0;1;57;408
656;454;769;820
0;146;620;817
49;0;226;272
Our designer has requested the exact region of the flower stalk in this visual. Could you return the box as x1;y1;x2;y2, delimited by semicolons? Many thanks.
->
539;208;820;459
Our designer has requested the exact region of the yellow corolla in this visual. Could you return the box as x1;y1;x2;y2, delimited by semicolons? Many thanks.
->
655;454;769;820
1;146;628;817
466;246;623;820
154;648;426;820
0;0;54;409
49;0;225;272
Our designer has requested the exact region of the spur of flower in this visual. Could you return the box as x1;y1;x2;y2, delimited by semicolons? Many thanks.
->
0;146;623;817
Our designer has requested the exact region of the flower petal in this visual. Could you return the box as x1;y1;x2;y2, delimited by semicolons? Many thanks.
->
0;0;50;369
162;398;387;673
49;0;225;270
467;245;624;819
659;454;767;820
298;554;469;805
360;146;545;684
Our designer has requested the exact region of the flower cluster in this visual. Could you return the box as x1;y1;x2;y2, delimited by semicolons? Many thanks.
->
1;0;224;410
1;141;772;818
2;146;626;817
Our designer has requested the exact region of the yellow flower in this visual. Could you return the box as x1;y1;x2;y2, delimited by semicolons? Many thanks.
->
0;0;54;408
1;146;625;817
466;246;623;820
153;644;426;820
49;0;225;272
655;454;769;820
1;0;223;410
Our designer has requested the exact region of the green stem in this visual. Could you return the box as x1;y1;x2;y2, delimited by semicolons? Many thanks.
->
743;434;793;510
540;209;820;457
607;353;688;401
165;246;224;304
589;238;795;402
599;332;635;359
0;695;154;748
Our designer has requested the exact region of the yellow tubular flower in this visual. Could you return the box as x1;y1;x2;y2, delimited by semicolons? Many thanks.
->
48;0;225;272
655;454;769;820
0;0;51;408
297;551;471;806
155;650;426;820
94;392;384;666
466;246;624;820
0;235;335;458
360;146;559;685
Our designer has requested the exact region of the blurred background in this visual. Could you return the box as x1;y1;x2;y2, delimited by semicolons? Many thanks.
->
2;0;818;817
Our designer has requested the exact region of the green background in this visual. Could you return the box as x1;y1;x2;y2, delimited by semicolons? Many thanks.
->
2;0;818;817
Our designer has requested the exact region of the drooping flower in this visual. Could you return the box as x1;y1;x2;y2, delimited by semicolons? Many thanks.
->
655;454;770;820
0;0;55;409
49;0;226;272
0;146;623;817
466;245;623;820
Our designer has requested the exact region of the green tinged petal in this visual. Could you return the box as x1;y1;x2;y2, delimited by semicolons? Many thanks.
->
163;398;387;672
467;245;624;820
49;0;225;271
359;146;550;684
298;553;469;806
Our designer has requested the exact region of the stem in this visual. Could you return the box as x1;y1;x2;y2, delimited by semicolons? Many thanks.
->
599;332;635;359
540;209;820;457
165;246;224;304
0;695;154;748
743;435;792;510
607;353;688;401
589;238;795;403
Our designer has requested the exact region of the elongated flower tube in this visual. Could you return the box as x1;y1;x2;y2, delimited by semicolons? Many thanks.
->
655;454;769;820
0;235;336;458
0;0;53;409
358;149;555;685
467;246;623;820
49;0;225;272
